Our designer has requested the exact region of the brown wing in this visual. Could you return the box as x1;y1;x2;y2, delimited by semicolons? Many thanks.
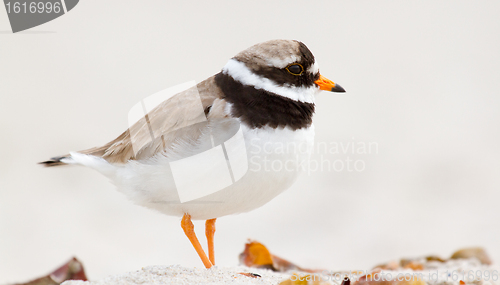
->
41;75;228;166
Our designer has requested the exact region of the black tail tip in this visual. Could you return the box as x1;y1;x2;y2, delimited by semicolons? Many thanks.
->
39;156;68;167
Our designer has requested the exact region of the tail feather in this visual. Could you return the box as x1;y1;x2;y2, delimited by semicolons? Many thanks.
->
39;155;70;167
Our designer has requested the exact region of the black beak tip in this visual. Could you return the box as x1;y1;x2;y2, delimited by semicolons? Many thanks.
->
331;84;346;93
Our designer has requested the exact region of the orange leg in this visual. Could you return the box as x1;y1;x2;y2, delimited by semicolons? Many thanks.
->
205;218;216;265
181;214;213;268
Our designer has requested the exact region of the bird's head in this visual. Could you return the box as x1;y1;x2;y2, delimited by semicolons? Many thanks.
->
221;39;345;104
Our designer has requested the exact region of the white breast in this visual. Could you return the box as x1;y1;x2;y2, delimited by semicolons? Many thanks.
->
70;124;315;220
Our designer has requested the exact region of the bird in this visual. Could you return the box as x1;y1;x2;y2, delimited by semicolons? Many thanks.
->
40;39;345;269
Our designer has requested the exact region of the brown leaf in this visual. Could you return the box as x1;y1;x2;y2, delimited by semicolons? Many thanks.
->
14;257;87;285
425;255;446;263
239;240;316;273
239;240;274;269
450;247;492;265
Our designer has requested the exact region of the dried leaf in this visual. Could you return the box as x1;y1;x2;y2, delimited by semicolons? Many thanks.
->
14;257;87;285
425;255;446;263
239;240;315;272
239;240;274;269
450;247;492;265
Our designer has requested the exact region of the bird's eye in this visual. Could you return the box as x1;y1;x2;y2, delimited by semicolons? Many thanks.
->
286;63;304;75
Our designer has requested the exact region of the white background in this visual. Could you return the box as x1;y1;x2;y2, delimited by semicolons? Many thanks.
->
1;0;499;283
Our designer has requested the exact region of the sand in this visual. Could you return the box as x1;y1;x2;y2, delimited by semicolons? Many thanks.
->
62;265;288;285
62;258;499;285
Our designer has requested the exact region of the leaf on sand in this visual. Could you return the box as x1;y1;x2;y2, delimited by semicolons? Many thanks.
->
239;240;316;272
14;257;87;285
450;247;492;265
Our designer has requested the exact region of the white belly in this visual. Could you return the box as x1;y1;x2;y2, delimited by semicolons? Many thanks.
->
71;124;315;220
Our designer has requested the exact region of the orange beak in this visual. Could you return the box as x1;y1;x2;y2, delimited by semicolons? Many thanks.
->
314;74;346;92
